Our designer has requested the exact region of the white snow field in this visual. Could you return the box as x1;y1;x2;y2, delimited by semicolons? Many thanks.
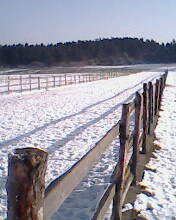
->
0;66;175;219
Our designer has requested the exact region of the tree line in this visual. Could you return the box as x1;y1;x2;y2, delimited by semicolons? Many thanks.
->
0;37;176;66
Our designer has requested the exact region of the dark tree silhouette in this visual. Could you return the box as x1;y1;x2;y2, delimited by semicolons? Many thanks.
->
0;37;176;67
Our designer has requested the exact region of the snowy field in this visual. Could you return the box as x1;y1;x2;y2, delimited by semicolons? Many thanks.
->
0;65;175;219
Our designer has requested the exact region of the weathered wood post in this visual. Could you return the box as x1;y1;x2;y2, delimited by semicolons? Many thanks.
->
29;75;32;91
89;74;91;82
142;83;148;153
53;76;56;88
161;75;165;93
155;79;160;116
92;74;94;81
74;75;77;84
46;77;49;90
20;76;23;93
163;70;168;86
59;75;61;86
158;76;164;110
6;147;48;220
38;77;40;90
8;76;10;93
148;81;153;134
112;103;130;220
132;92;143;183
79;75;81;83
65;74;67;85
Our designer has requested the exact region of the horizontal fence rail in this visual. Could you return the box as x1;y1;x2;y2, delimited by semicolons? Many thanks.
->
6;71;168;220
0;72;120;94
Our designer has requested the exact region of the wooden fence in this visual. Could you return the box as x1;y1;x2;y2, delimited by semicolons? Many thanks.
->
6;71;168;220
0;72;119;94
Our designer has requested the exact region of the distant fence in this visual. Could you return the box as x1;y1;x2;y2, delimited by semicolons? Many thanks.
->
0;72;120;94
6;71;168;220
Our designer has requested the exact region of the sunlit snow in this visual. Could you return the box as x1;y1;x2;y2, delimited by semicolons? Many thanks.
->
0;66;175;219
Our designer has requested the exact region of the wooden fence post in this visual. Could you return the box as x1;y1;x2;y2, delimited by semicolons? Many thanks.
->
6;148;48;220
112;103;130;220
163;71;168;86
8;76;10;93
29;75;32;91
158;77;164;110
53;76;56;88
20;76;23;93
148;81;153;134
79;75;81;83
132;92;143;183
142;83;148;153
38;77;40;90
161;76;165;93
155;79;160;116
59;75;61;86
46;77;49;90
65;74;67;85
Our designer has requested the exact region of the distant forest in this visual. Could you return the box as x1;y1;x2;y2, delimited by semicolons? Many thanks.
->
1;37;176;67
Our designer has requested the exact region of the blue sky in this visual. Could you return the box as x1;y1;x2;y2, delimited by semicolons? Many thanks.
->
0;0;176;45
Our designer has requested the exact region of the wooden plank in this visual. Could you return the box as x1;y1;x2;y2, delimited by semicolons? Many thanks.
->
44;122;120;219
91;184;115;220
127;134;133;152
110;160;121;184
128;101;135;114
121;173;134;206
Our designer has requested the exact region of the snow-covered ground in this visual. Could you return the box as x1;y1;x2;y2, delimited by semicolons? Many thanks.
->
130;71;176;220
0;66;174;219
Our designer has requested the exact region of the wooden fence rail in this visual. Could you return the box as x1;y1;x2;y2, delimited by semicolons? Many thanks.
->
0;72;120;94
6;71;168;220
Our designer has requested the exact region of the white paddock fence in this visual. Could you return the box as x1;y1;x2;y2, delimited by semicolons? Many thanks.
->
0;72;121;94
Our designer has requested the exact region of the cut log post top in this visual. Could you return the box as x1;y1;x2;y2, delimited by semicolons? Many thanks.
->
6;147;48;220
